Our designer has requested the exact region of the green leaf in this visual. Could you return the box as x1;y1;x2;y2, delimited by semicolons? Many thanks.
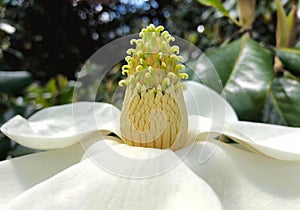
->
275;0;289;47
276;48;300;76
197;0;240;26
197;0;228;14
287;4;296;33
46;78;57;94
270;77;300;127
261;94;285;126
188;35;274;120
237;0;256;29
286;3;297;46
0;71;33;94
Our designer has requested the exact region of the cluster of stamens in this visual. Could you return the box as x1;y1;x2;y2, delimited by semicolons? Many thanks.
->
119;24;188;94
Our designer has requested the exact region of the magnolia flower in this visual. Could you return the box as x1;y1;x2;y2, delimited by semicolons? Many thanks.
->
1;25;300;210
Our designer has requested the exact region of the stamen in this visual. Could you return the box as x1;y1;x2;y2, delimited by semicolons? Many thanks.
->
126;48;136;55
161;61;167;70
180;73;189;79
119;80;129;87
136;65;144;72
130;39;138;45
167;37;175;43
156;25;164;32
175;64;185;74
125;56;133;63
175;83;187;90
162;78;171;91
122;65;130;75
170;46;179;54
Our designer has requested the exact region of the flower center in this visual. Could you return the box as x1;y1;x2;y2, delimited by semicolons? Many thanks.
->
119;24;188;150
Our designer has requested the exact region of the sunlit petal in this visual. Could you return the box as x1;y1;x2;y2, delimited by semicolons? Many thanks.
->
183;140;300;210
3;140;222;210
0;102;120;149
186;114;300;161
223;121;300;160
183;81;238;122
183;115;217;149
0;143;86;207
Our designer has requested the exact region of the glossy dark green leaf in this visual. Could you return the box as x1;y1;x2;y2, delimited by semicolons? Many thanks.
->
276;48;300;76
261;94;285;126
0;71;33;94
270;77;300;127
188;35;274;120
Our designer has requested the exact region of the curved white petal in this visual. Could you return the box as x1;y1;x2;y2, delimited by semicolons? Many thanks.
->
182;140;300;210
0;143;86;207
187;114;300;161
183;115;219;149
223;121;300;160
3;140;222;210
0;102;121;149
183;81;238;122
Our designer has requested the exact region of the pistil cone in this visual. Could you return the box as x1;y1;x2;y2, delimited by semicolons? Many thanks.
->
119;24;188;150
120;80;188;150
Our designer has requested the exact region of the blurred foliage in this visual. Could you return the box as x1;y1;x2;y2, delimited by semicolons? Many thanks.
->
0;73;75;159
189;0;300;127
26;74;75;109
0;70;32;93
0;0;300;160
0;0;283;80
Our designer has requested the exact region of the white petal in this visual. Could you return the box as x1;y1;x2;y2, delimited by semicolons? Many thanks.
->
188;114;300;161
0;143;85;207
3;140;222;210
183;81;238;122
184;115;219;148
223;121;300;160
182;140;300;210
0;102;121;149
